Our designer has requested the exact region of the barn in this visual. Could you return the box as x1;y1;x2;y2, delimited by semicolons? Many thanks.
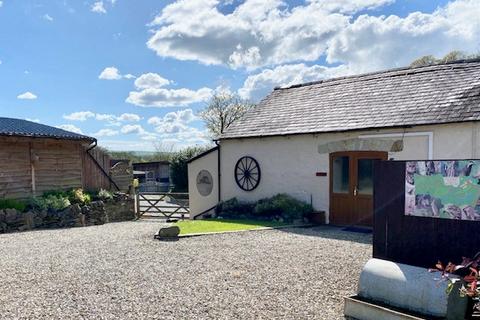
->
188;59;480;226
0;117;112;199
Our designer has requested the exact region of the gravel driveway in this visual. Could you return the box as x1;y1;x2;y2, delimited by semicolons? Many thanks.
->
0;222;371;319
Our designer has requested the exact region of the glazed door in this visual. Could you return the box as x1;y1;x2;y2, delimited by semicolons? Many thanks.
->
329;151;387;226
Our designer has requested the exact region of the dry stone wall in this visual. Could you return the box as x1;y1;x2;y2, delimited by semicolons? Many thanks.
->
0;196;135;234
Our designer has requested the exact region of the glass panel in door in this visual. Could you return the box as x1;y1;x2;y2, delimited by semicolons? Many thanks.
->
332;156;350;194
357;159;374;195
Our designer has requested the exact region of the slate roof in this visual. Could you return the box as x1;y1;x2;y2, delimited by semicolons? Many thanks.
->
0;117;95;142
221;59;480;139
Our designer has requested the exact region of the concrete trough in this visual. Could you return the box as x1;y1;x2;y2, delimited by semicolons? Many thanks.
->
345;258;468;320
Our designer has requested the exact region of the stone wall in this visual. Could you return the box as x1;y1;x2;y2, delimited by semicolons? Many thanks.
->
0;196;135;234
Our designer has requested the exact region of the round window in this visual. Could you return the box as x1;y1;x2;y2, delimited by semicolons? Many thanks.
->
196;170;213;196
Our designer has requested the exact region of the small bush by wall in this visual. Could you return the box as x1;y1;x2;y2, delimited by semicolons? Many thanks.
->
216;198;255;219
254;194;313;222
216;194;313;222
0;199;27;212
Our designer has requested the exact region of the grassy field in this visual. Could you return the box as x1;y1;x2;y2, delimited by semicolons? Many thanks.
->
175;219;289;235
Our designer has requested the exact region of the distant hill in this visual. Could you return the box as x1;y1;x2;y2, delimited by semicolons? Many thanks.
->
108;150;171;163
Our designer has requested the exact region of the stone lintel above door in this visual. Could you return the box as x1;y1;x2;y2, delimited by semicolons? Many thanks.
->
318;138;403;154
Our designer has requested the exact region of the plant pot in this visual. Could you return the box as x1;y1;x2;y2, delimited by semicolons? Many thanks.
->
307;211;326;225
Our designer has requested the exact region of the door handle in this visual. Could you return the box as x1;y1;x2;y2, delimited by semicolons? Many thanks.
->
354;186;358;196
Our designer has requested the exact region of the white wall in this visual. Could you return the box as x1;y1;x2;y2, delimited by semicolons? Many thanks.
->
219;122;480;221
187;149;219;219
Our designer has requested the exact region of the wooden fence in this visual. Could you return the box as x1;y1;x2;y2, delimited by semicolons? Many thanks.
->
373;160;480;268
0;136;131;199
82;147;112;191
110;161;133;193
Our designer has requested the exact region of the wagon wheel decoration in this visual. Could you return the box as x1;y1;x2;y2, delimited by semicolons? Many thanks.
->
235;156;261;191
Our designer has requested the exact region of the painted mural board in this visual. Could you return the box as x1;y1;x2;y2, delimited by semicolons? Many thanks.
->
405;160;480;220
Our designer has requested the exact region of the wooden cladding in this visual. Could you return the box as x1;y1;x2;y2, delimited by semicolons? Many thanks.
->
81;147;112;192
0;137;112;199
0;139;32;199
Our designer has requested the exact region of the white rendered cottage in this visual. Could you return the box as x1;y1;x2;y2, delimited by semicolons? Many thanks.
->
188;60;480;226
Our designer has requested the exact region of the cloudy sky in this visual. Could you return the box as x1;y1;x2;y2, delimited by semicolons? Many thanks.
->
0;0;479;151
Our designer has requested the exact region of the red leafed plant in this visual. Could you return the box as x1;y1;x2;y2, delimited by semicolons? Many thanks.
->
429;252;480;312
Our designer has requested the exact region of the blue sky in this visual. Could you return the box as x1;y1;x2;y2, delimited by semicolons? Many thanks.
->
0;0;478;151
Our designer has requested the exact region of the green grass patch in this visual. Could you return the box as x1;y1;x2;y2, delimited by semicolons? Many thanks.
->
175;219;290;235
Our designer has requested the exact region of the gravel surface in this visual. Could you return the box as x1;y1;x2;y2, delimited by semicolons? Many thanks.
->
0;222;371;319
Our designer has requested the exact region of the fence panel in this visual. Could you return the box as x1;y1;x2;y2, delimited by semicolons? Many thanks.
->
110;161;133;193
82;147;111;191
373;160;480;268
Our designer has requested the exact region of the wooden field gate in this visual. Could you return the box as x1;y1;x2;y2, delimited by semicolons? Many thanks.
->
135;192;190;220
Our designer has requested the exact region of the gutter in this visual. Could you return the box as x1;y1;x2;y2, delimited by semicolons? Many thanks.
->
86;140;121;191
215;140;221;203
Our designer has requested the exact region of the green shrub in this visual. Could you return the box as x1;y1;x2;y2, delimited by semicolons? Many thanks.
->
216;198;255;219
97;189;114;201
69;188;91;205
170;145;213;192
42;190;69;198
0;199;27;212
29;194;71;211
216;195;312;222
254;194;313;222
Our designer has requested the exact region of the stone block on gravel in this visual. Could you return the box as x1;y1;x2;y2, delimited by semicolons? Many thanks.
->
155;225;180;240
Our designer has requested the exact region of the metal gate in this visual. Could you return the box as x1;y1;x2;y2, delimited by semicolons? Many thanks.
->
136;192;190;220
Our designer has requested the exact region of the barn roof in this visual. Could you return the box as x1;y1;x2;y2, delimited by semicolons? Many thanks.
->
221;59;480;140
0;117;95;142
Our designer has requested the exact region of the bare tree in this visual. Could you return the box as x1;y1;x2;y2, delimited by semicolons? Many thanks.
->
199;91;255;137
152;142;175;161
410;50;480;67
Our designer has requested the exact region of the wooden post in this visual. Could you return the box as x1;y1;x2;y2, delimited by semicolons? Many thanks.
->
31;164;36;195
135;193;140;218
29;143;36;196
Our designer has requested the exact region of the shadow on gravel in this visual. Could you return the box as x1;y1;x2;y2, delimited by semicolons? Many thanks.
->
275;225;372;245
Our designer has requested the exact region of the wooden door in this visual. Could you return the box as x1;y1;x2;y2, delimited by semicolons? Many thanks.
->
329;151;387;226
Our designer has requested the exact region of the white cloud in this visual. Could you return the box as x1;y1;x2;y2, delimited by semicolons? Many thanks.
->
63;111;95;121
0;1;3;8
95;113;117;122
91;1;106;14
313;0;395;14
146;109;205;146
126;87;212;108
98;66;135;80
17;92;37;100
239;63;350;101
98;67;122;80
148;109;198;135
63;111;141;125
134;73;170;89
93;128;119;137
43;14;53;21
117;113;141;122
326;0;480;73
146;0;480;72
121;124;146;135
57;124;83;134
26;118;40;123
146;0;351;69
